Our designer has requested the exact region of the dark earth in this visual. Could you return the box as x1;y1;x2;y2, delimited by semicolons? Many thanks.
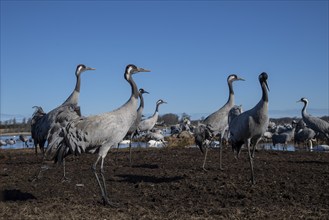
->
1;145;329;219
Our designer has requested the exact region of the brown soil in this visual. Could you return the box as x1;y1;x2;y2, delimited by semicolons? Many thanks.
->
1;146;329;219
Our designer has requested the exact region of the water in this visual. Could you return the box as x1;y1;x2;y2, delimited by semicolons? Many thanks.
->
1;134;327;153
261;143;296;152
0;135;33;149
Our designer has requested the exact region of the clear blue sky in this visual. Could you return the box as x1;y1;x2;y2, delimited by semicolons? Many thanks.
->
1;0;328;122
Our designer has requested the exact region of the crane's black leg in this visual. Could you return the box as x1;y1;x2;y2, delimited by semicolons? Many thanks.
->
251;138;260;159
202;147;208;171
61;159;70;182
92;156;107;204
246;139;255;184
219;144;223;171
129;133;134;166
93;156;118;207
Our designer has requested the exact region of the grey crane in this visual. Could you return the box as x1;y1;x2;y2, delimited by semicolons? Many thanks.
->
19;134;29;148
46;64;151;206
229;72;269;184
297;97;329;139
294;119;316;149
272;121;296;150
31;64;95;155
138;99;167;133
196;74;244;170
31;106;46;154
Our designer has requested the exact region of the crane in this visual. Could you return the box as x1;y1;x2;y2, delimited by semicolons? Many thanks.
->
196;74;244;170
229;72;270;184
137;99;167;133
297;97;329;140
46;64;151;206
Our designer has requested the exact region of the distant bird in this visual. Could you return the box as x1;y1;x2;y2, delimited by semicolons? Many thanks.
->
297;97;329;139
294;127;316;150
146;129;167;146
0;139;7;146
229;72;270;184
31;64;95;155
19;135;29;148
271;121;296;150
6;138;16;145
197;74;244;170
228;105;243;126
138;99;167;133
46;64;151;206
294;120;316;148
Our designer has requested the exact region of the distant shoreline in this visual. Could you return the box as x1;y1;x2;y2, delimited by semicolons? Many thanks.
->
0;132;31;137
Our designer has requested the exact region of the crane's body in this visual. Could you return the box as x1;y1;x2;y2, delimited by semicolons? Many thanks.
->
195;74;244;170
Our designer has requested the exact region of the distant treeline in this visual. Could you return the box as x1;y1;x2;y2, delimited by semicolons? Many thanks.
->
1;114;328;135
0;117;32;134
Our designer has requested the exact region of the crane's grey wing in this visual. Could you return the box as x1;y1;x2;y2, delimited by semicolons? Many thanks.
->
305;116;329;136
46;105;83;162
203;107;230;133
194;124;213;153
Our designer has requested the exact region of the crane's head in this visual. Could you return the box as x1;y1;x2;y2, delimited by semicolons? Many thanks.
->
125;64;151;76
139;88;149;95
297;97;308;104
75;64;96;76
228;74;245;82
259;72;269;91
157;99;167;105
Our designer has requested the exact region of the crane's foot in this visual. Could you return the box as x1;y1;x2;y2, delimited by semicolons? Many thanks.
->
61;176;71;183
102;197;119;207
250;178;256;185
29;175;39;182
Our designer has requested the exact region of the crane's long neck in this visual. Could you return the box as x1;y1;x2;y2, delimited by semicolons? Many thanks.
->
137;93;145;113
63;73;80;106
261;81;269;103
301;101;308;117
226;80;235;107
154;103;161;115
126;73;139;101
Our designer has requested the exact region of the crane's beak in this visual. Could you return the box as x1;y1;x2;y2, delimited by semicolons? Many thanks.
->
86;67;96;71
137;67;151;73
237;77;245;81
143;90;149;94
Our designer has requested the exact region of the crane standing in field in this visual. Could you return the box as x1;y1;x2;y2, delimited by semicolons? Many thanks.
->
31;64;95;155
138;99;167;134
229;72;270;184
46;64;151;206
297;97;329;140
196;74;244;171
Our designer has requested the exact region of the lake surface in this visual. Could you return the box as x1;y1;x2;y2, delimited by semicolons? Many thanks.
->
1;134;328;153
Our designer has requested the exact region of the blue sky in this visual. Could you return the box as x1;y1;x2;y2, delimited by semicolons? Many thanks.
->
1;0;328;122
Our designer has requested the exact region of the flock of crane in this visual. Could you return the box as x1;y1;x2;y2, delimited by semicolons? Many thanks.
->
28;64;329;206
